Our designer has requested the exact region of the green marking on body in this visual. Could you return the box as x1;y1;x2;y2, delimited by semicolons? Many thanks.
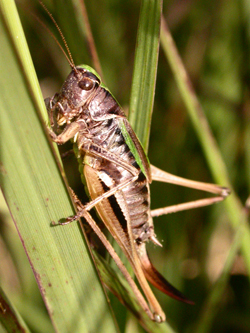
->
119;120;147;177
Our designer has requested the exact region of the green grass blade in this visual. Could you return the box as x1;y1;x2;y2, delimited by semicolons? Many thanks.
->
0;1;118;332
129;0;162;152
124;2;178;331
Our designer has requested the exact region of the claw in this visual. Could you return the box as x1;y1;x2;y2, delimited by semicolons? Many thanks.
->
150;235;163;247
137;243;194;305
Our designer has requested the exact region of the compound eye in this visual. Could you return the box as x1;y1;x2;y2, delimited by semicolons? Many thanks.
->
78;78;94;91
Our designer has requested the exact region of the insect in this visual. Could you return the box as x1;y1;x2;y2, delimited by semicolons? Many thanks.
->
43;3;230;323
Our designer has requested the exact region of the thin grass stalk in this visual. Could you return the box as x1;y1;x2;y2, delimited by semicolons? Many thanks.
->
192;209;247;333
75;0;103;77
160;16;250;276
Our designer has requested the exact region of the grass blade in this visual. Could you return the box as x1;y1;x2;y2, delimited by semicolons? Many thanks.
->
0;1;118;332
129;0;162;152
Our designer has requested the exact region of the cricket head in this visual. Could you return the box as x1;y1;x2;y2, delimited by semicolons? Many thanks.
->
48;66;101;127
61;66;101;109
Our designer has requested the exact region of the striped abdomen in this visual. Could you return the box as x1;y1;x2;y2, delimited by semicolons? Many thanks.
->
81;115;154;244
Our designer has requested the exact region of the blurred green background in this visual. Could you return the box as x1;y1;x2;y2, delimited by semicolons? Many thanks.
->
1;0;250;332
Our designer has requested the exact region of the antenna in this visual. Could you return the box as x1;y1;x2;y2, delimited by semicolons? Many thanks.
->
38;0;77;73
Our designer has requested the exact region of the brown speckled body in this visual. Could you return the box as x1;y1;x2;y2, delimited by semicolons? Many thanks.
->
46;66;194;322
49;67;155;246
